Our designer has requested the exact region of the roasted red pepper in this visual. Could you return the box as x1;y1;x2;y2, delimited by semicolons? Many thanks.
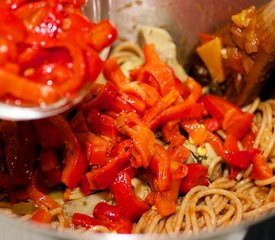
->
31;208;52;224
117;112;156;168
200;94;254;139
137;44;176;96
84;133;113;167
27;171;60;210
72;202;132;233
86;140;132;190
251;153;272;180
0;0;117;106
179;163;209;194
87;109;119;139
111;169;150;222
150;179;182;216
49;115;86;190
149;143;172;192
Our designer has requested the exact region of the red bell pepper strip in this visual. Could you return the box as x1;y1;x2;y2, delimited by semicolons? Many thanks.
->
0;68;60;105
226;149;259;169
241;130;256;149
111;170;150;222
149;101;205;131
72;212;106;229
103;57;129;87
179;163;209;194
86;142;132;190
87;109;119;139
93;202;132;233
224;134;239;152
137;44;176;96
72;202;132;233
200;94;254;139
142;89;180;127
49;115;86;190
84;133;113;167
250;153;272;180
81;81;118;112
161;119;186;143
152;179;182;216
201;117;221;132
207;131;261;170
0;6;27;42
121;81;160;107
117;112;156;168
149;143;172;192
170;160;188;180
206;131;229;160
89;20;118;52
27;171;60;210
184;77;203;103
31;208;52;224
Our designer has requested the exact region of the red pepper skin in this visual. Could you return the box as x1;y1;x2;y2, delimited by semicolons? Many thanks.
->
138;44;176;96
89;20;118;52
31;208;52;224
226;149;259;169
93;202;132;233
224;134;239;152
206;131;228;160
87;109;119;139
184;77;203;103
201;117;221;132
179;163;209;195
103;57;128;87
86;143;132;190
241;130;256;149
81;81;118;112
27;172;60;210
152;179;182;217
150;143;171;192
149;102;205;131
111;170;150;222
0;7;27;42
142;89;180;127
251;153;272;180
84;133;112;167
117;112;156;169
72;203;132;233
49;115;86;190
200;94;254;139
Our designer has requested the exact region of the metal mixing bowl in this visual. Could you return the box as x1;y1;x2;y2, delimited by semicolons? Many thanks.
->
0;0;273;239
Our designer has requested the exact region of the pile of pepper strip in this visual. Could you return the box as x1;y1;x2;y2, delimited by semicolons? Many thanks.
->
0;29;273;234
0;0;117;106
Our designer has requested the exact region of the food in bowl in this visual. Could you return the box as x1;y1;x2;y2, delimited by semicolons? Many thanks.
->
0;0;275;237
0;0;116;107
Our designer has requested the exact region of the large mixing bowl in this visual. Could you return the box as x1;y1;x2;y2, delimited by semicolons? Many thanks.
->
0;0;273;239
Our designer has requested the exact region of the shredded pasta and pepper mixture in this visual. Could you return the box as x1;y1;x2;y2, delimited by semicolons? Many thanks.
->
0;0;275;237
